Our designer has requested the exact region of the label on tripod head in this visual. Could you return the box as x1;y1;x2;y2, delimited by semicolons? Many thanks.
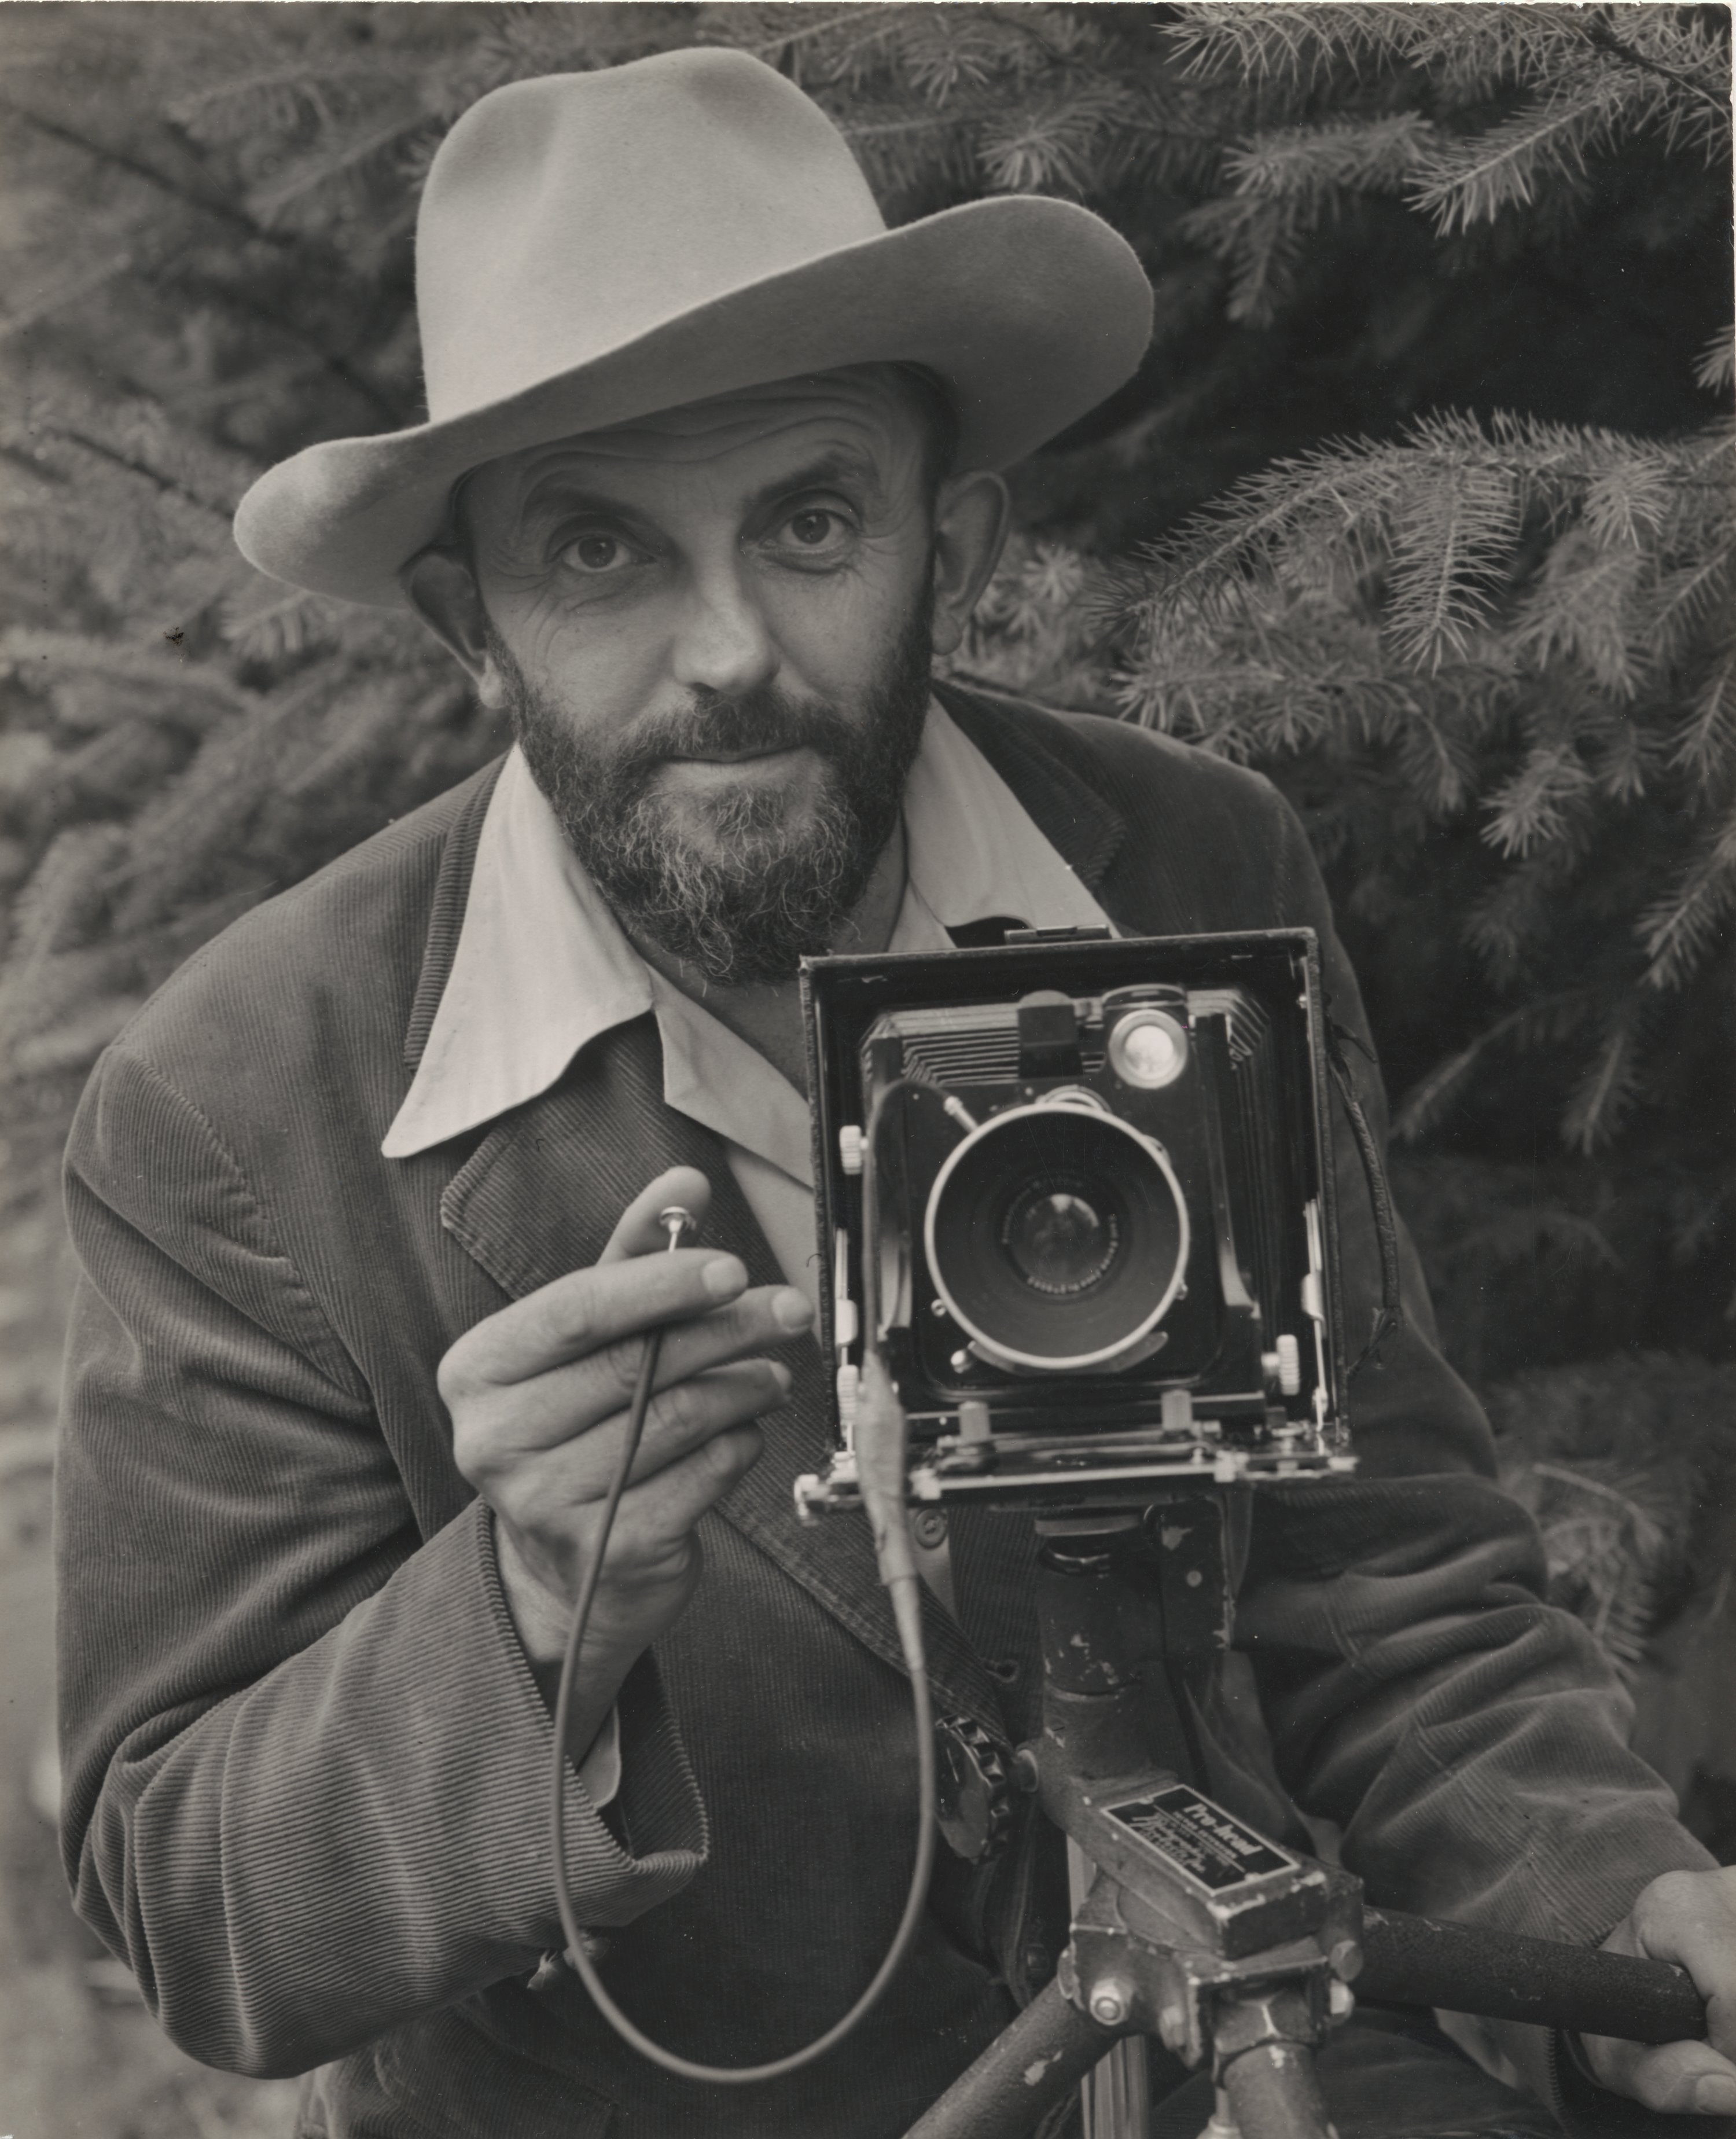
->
1105;1784;1294;1892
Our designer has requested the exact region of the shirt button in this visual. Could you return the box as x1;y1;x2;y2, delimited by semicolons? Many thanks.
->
911;1508;949;1550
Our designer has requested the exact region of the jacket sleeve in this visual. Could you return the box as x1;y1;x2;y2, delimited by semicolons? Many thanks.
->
56;1043;707;2079
1235;793;1718;2136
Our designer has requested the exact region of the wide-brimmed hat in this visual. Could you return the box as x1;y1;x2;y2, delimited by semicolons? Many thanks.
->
233;47;1154;609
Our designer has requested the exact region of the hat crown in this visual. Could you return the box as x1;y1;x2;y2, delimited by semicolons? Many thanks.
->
417;50;888;422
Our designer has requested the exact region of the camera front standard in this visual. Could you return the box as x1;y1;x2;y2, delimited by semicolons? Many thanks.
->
797;929;1356;1514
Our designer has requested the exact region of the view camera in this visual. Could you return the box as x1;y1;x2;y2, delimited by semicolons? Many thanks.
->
795;928;1358;1516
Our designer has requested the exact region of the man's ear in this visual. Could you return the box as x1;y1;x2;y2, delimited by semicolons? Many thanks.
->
400;548;509;711
929;470;1011;660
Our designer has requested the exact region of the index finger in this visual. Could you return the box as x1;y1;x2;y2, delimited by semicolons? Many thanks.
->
442;1245;748;1394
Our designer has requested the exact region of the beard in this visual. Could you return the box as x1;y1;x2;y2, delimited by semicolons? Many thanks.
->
497;589;935;986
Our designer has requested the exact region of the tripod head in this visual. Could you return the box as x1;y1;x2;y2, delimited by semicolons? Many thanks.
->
906;1506;1708;2139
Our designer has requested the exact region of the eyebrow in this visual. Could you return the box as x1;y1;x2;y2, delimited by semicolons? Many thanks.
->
513;446;888;538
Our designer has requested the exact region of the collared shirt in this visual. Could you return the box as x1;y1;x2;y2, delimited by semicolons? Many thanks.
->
382;700;1113;1800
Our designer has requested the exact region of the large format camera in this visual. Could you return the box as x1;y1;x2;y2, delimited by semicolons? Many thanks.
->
796;928;1356;1513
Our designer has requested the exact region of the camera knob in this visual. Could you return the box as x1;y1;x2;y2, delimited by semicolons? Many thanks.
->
838;1124;865;1175
933;1715;1016;1863
1262;1336;1303;1396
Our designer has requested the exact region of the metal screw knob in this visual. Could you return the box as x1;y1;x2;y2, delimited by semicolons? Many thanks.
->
1088;1978;1133;2028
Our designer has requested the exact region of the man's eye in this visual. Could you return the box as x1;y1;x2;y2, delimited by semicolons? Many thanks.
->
557;534;637;574
780;509;848;549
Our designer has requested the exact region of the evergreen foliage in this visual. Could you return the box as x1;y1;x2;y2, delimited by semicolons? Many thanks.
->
1;5;1731;1767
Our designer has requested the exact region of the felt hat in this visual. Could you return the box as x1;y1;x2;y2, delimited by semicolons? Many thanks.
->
233;47;1154;608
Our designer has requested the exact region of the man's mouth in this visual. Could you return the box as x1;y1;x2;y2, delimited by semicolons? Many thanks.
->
656;743;820;782
670;744;801;764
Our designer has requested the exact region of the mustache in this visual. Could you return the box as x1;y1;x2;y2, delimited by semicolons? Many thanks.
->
608;687;858;782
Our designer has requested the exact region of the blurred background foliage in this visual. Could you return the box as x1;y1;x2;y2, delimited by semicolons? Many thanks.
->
0;0;1733;1862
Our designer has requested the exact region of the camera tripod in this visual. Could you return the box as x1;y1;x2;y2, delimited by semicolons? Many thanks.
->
902;1499;1708;2139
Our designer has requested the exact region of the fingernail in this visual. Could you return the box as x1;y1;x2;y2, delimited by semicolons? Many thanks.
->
701;1256;747;1299
767;1361;793;1395
1694;2076;1736;2115
772;1288;813;1330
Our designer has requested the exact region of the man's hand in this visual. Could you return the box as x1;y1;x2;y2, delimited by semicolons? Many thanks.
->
439;1166;812;1750
1581;1867;1736;2118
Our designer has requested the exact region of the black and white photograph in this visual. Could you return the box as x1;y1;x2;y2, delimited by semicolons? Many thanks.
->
0;6;1733;2136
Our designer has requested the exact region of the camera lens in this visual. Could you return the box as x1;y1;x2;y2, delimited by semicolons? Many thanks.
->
1002;1179;1119;1295
925;1104;1189;1373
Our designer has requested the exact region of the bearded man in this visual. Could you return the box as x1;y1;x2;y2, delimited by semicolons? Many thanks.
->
55;48;1736;2139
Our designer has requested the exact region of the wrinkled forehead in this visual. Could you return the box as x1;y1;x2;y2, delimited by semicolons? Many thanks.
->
457;365;932;527
563;366;926;462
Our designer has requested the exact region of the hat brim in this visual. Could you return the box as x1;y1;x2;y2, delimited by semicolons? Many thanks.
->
233;194;1153;608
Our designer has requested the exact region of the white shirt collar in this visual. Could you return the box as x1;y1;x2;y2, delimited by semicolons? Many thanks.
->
382;700;1111;1162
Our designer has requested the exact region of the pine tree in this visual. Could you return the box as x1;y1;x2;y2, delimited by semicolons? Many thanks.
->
2;5;1733;1800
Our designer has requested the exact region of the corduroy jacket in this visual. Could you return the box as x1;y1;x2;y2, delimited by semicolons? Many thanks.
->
57;685;1716;2137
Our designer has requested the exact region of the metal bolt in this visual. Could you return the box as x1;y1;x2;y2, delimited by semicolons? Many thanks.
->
910;1508;948;1550
1157;2002;1188;2052
930;1297;950;1318
1329;1939;1363;1982
1010;1747;1039;1793
1088;1978;1133;2028
950;1348;972;1373
1329;1979;1356;2021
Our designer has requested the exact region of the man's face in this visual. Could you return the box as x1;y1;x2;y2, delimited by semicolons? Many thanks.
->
453;370;944;984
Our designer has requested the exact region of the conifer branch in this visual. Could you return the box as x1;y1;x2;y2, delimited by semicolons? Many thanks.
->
32;426;235;520
1395;991;1594;1140
1695;329;1735;396
245;112;430;225
178;274;404;428
1562;1005;1647;1153
746;7;909;66
1640;814;1736;991
0;252;134;344
0;95;280;241
1581;16;1731;123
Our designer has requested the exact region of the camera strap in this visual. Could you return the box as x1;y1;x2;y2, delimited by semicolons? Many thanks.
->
1323;1016;1403;1379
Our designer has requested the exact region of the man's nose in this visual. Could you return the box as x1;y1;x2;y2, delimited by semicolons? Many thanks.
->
669;560;778;699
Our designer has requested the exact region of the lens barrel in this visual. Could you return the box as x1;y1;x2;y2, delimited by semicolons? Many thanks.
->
924;1101;1189;1372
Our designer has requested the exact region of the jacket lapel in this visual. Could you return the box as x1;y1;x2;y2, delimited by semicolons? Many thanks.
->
935;679;1126;894
437;1013;1006;1740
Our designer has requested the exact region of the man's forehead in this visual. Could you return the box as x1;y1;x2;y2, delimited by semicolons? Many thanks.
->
479;368;922;495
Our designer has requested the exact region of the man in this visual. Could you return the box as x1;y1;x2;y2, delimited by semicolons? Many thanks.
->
55;48;1735;2139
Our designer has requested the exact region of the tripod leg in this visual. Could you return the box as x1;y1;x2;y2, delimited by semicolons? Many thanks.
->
902;1979;1123;2139
1195;2087;1241;2139
1082;2037;1151;2138
1218;2039;1335;2139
